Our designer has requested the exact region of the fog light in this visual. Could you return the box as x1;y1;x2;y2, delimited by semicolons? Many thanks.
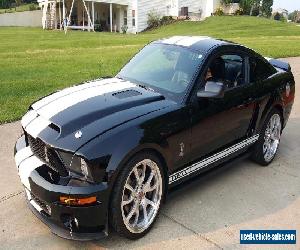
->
60;196;97;206
45;204;52;215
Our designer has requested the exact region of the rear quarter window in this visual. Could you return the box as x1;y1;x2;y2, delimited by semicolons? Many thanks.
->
250;57;277;82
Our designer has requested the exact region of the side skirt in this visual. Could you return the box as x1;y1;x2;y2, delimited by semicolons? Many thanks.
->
168;135;259;185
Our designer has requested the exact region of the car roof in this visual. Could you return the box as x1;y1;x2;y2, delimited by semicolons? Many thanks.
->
155;36;234;53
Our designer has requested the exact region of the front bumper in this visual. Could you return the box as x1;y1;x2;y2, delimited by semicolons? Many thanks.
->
14;135;109;240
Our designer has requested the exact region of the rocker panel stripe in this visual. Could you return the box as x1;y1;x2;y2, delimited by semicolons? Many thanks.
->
169;135;259;185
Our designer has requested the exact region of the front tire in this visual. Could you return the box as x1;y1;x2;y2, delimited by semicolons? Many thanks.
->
110;152;165;239
252;109;282;166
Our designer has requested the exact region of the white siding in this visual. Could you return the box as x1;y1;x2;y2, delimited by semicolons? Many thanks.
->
137;0;169;32
178;0;206;15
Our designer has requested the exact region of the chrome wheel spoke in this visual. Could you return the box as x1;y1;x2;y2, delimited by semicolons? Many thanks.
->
126;201;139;223
145;198;157;209
122;195;134;206
142;202;149;225
125;183;135;193
133;206;140;226
139;163;146;185
143;171;155;193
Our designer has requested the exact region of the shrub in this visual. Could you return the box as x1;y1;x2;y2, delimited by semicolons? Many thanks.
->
234;8;244;16
147;11;161;29
214;7;224;16
160;16;174;25
28;3;38;11
121;25;128;34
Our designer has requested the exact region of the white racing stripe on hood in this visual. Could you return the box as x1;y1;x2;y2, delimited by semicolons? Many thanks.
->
18;156;44;191
32;78;122;110
37;80;136;119
25;115;51;138
21;109;38;128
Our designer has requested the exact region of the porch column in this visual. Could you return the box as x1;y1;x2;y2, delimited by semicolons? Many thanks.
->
110;3;112;32
92;1;95;31
59;0;62;30
62;0;66;30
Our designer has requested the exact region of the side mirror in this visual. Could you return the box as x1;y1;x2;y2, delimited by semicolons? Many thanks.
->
197;81;225;99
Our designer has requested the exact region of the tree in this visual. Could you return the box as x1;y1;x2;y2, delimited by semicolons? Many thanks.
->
0;0;13;8
288;10;300;22
239;0;259;15
261;0;273;17
15;0;22;7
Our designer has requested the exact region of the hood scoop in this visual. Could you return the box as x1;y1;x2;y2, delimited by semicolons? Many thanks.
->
112;90;142;99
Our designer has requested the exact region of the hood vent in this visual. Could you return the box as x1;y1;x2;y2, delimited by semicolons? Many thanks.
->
112;90;142;99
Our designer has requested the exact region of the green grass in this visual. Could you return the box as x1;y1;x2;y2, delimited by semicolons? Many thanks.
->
0;3;40;14
1;16;300;123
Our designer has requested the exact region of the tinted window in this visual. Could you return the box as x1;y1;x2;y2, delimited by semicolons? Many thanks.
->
250;57;276;82
204;54;244;89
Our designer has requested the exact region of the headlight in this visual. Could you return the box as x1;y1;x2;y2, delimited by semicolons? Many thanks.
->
80;158;89;179
59;152;92;181
59;152;110;183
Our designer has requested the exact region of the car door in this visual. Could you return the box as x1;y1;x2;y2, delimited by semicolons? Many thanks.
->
188;50;257;162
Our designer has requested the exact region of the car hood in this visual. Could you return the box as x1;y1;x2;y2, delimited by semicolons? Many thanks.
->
21;78;174;152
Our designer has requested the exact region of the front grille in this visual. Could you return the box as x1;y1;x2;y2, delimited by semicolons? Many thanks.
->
27;134;68;177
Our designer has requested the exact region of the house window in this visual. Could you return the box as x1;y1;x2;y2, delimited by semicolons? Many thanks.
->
124;10;127;25
132;9;135;26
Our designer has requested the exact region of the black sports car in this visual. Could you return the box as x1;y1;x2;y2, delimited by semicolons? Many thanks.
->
14;36;295;240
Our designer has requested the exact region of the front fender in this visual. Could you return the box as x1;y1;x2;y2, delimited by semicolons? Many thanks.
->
75;122;171;193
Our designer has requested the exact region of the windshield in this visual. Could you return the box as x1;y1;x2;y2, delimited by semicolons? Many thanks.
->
117;43;204;102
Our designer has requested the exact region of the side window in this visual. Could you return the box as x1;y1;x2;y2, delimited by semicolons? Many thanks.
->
204;54;244;89
250;57;276;82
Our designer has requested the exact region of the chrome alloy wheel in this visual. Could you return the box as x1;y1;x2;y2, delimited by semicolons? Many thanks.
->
263;114;282;162
121;159;162;234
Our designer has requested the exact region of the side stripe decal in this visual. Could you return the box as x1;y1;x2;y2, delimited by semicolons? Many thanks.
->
169;135;259;185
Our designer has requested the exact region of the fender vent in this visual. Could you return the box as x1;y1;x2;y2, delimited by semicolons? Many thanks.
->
112;90;142;99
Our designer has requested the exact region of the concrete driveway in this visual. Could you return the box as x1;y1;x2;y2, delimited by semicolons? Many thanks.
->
0;58;299;250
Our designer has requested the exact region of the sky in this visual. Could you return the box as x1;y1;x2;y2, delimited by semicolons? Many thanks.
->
273;0;300;12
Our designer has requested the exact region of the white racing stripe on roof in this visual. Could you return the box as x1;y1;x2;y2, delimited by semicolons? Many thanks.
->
32;78;122;110
18;155;44;191
176;36;210;47
15;146;33;167
161;36;184;45
37;80;136;119
162;36;211;47
25;115;51;138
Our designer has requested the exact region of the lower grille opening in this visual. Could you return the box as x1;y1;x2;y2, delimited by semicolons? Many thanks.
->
30;192;51;216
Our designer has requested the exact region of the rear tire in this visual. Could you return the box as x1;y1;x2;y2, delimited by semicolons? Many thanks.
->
251;109;282;166
110;152;165;239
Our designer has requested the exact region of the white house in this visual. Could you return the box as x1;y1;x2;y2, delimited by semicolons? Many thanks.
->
272;8;288;19
38;0;222;33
